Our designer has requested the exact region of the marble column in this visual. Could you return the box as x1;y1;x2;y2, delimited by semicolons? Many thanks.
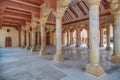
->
25;31;30;50
70;31;73;45
31;29;36;52
39;24;47;56
21;29;25;48
87;29;90;48
99;28;104;47
66;30;70;46
62;32;65;44
106;26;111;50
37;31;40;48
85;0;104;76
50;30;53;45
111;11;120;63
54;16;64;62
76;29;80;47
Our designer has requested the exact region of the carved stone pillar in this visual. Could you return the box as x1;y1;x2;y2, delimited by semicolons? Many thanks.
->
53;0;71;62
25;30;30;50
39;3;51;56
87;29;90;48
62;31;65;44
31;28;36;52
54;16;64;62
21;29;25;48
70;31;73;45
50;30;53;45
66;30;70;46
99;28;104;47
76;29;80;47
39;24;47;56
37;26;40;49
85;0;104;76
110;1;120;63
106;26;111;50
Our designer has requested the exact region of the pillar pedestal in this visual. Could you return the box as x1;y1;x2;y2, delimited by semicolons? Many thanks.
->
25;46;30;50
86;63;104;76
54;54;64;62
40;49;47;56
111;55;120;63
31;47;36;52
106;47;111;50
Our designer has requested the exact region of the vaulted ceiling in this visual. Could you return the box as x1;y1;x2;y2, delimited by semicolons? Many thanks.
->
0;0;111;30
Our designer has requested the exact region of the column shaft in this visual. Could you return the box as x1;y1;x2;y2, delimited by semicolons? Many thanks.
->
99;28;104;47
106;26;111;50
76;29;80;47
25;31;30;49
54;17;64;62
31;29;36;52
111;15;120;63
39;24;47;56
85;3;104;76
66;30;70;46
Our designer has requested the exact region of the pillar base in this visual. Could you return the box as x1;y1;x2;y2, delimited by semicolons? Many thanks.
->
85;63;105;77
37;45;40;49
54;54;64;62
25;46;30;50
106;47;111;50
40;49;47;56
66;44;70;46
76;45;80;47
111;55;120;63
31;47;36;52
99;44;103;47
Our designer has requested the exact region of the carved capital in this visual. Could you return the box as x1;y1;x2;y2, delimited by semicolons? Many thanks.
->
54;0;71;18
40;3;51;24
87;0;101;6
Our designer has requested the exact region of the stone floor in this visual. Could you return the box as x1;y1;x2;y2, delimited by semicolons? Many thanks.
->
0;44;120;80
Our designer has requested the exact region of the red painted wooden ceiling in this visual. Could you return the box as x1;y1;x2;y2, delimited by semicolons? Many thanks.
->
0;0;110;30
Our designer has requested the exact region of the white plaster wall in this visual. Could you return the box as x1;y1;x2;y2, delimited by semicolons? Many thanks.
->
0;26;19;48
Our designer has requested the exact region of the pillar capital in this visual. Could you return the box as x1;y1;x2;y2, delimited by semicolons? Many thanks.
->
40;3;51;24
110;0;120;16
53;0;71;18
87;0;101;6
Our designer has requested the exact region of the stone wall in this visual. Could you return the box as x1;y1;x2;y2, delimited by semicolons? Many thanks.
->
0;26;19;48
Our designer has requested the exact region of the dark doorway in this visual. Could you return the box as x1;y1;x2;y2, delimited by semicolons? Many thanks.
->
5;37;12;47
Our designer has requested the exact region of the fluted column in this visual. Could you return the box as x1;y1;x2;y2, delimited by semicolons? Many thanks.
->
66;30;70;46
110;1;120;63
76;29;80;47
25;30;30;50
99;28;104;47
106;26;111;50
31;28;36;52
39;24;47;56
85;0;104;76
